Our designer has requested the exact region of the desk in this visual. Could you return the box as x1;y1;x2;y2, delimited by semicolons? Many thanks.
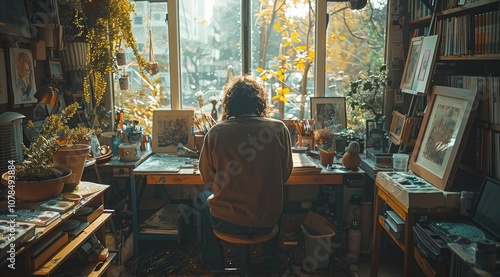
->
370;174;459;277
131;153;365;256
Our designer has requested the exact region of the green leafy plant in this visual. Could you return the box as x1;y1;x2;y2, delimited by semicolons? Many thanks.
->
17;103;100;181
347;64;390;118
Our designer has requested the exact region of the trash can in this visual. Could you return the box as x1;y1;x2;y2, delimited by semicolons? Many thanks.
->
301;224;336;270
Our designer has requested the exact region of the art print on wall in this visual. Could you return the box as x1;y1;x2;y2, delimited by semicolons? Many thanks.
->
0;49;8;104
9;48;37;105
152;109;195;153
409;86;478;190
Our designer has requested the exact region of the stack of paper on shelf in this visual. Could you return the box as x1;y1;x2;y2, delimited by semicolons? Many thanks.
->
140;204;183;234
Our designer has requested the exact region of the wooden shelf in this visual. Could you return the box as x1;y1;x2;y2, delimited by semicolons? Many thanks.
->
378;215;405;252
438;54;500;61
33;212;112;276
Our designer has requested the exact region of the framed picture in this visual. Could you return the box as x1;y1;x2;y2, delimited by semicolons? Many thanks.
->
365;118;376;148
310;97;347;130
413;35;439;95
0;49;8;104
401;35;439;95
389;111;405;145
394;89;404;106
0;1;32;38
400;36;423;93
9;48;37;105
409;86;478;191
152;109;195;153
48;59;63;80
282;119;299;147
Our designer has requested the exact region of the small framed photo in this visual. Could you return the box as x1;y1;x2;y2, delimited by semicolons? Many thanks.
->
48;59;63;80
152;109;195;153
310;97;347;130
409;85;478;190
394;89;404;106
389;111;405;145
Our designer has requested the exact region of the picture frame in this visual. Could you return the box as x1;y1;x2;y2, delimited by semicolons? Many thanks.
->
400;35;439;95
389;111;405;145
409;85;478;191
48;59;63;80
310;97;347;130
0;49;8;104
9;48;37;105
0;1;32;39
365;118;376;148
152;109;195;153
282;119;299;147
400;36;423;93
394;89;404;106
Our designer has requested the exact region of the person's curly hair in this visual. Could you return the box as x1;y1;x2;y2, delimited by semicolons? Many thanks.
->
220;75;273;121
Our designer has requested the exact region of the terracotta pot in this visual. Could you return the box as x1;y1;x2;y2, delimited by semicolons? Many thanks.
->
319;148;335;166
1;167;71;201
342;152;361;170
52;144;91;191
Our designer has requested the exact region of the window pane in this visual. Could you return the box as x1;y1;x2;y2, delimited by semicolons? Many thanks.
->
178;0;242;118
251;0;316;120
326;1;387;133
116;1;170;135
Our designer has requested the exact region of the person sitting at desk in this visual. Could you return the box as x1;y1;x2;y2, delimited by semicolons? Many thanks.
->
198;75;293;269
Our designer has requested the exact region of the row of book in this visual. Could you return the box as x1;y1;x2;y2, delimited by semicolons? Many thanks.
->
436;11;500;56
464;127;500;179
437;75;500;125
409;0;489;21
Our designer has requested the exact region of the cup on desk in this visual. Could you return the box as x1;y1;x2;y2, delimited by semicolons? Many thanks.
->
194;134;205;151
393;153;409;172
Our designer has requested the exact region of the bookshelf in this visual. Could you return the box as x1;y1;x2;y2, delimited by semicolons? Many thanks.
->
370;1;499;276
405;0;500;181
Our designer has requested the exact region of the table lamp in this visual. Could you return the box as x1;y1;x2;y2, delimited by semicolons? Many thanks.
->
34;83;59;115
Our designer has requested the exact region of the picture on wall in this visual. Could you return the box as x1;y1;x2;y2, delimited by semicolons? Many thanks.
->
310;97;347;130
0;1;32;38
152;109;195;153
409;86;478;190
0;49;8;104
9;48;37;105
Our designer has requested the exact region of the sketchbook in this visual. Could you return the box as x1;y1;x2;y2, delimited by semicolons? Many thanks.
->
292;153;322;173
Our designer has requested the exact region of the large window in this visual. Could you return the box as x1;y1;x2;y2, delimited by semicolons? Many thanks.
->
119;0;386;132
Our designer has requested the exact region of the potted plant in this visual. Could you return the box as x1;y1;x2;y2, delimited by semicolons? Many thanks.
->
1;103;100;201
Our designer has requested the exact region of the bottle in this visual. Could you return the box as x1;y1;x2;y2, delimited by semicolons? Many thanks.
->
348;220;362;261
475;239;497;271
112;131;122;157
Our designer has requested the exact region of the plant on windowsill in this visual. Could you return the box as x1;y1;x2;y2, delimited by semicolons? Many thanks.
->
347;64;390;127
1;103;100;201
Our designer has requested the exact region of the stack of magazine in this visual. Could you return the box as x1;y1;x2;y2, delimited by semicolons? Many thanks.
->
140;204;182;234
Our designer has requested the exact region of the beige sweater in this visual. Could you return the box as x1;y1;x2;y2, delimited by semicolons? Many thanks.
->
199;117;293;227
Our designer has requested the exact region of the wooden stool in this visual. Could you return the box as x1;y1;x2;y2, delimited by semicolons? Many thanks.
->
213;225;279;276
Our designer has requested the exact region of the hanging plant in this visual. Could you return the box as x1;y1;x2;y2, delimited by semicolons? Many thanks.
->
83;0;148;106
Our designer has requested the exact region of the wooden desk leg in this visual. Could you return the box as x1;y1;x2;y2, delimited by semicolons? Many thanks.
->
404;212;416;276
130;174;140;257
370;189;382;277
